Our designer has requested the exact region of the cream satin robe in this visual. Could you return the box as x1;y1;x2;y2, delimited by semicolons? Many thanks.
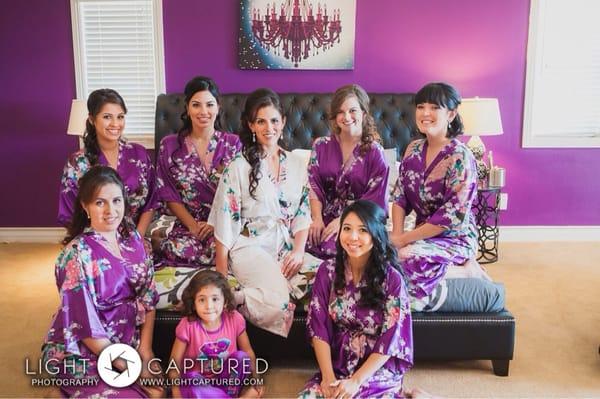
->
208;151;321;337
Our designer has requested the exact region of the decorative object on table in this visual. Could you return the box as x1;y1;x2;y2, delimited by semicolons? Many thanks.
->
67;99;88;136
238;0;356;70
489;167;506;188
487;150;506;188
460;97;503;187
473;187;501;264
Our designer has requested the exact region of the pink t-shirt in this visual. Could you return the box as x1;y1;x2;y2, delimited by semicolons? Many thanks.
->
175;310;246;374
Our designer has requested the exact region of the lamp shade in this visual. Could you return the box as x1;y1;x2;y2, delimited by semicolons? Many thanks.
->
67;99;88;136
459;97;503;136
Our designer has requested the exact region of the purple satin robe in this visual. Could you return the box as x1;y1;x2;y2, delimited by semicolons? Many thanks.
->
156;132;241;268
42;229;158;397
300;259;413;398
306;136;389;259
393;138;478;299
57;140;158;228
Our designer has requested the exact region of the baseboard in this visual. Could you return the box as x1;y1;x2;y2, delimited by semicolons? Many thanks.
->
0;228;64;243
500;226;600;242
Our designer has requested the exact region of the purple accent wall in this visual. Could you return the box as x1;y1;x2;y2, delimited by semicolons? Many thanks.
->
0;0;79;227
1;0;598;227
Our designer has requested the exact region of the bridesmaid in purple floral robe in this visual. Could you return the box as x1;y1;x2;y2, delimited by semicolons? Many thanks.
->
391;83;478;302
307;85;389;260
156;77;241;268
300;200;413;398
58;142;158;229
57;89;158;235
43;166;159;398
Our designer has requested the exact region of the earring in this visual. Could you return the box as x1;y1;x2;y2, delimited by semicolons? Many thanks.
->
252;133;256;143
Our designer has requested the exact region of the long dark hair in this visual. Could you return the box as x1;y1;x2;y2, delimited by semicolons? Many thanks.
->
181;270;235;321
239;88;286;199
329;84;381;154
414;82;464;138
334;200;399;309
63;166;131;244
170;76;222;174
83;89;127;166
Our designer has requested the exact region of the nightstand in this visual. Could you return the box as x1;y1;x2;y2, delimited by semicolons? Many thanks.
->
472;187;501;264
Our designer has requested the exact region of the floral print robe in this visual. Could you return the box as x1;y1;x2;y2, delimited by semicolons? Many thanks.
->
299;259;413;398
42;228;158;398
57;140;158;228
208;151;322;337
392;138;478;299
307;136;389;259
156;132;241;268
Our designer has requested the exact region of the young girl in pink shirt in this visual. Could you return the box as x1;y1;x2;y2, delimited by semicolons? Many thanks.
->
169;270;264;398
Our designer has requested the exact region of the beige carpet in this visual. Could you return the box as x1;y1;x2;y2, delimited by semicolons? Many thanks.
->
1;242;599;398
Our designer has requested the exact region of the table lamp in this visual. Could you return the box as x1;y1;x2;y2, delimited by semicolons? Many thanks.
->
459;97;503;186
67;99;88;136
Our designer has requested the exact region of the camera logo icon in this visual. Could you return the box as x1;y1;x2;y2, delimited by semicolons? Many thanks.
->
97;343;142;388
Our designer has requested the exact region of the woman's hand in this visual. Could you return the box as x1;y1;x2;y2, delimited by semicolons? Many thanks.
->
322;217;340;241
196;221;214;240
391;232;410;249
138;347;161;377
309;217;326;246
330;377;361;399
319;376;337;398
186;220;201;236
137;346;156;362
186;220;213;240
137;347;164;398
282;248;304;279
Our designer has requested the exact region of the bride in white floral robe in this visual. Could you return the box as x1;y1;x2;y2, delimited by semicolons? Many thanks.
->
208;150;321;336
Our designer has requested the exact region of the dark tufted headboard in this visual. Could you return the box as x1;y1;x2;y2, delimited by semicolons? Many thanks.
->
155;93;417;160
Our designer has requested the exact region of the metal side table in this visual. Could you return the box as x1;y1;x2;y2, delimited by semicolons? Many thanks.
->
473;187;501;264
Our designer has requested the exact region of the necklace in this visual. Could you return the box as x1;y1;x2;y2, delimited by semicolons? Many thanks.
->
187;133;214;171
263;149;281;183
97;232;122;258
99;140;120;169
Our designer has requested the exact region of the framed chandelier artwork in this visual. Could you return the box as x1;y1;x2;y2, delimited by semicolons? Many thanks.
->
239;0;357;70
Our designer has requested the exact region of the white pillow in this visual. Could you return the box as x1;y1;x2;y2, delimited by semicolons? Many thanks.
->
291;149;311;170
383;148;400;199
383;148;415;231
386;202;416;232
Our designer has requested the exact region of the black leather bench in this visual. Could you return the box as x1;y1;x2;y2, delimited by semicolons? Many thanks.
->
153;309;515;376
